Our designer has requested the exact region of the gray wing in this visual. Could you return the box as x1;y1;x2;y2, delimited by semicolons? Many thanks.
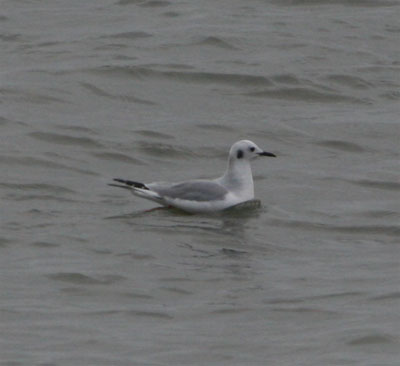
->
149;180;228;202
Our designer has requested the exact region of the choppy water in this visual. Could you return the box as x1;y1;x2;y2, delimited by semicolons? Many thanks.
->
1;0;399;365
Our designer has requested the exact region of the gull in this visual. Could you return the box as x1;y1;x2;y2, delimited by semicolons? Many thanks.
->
109;140;276;213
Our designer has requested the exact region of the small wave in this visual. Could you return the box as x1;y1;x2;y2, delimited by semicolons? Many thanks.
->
350;179;400;191
116;251;155;260
267;291;363;304
380;90;400;101
0;182;75;194
29;131;103;148
137;0;171;7
371;292;400;302
271;74;301;85
211;307;251;315
80;82;156;105
315;140;367;153
0;155;66;169
0;33;22;42
134;129;175;139
195;123;235;132
163;11;180;17
334;224;400;236
0;87;66;105
271;307;338;317
125;310;173;319
47;272;125;285
247;87;369;104
122;291;154;300
93;152;144;165
92;66;273;88
137;141;196;158
196;36;238;50
326;74;373;89
56;125;97;134
155;63;195;70
0;116;11;126
161;287;193;295
281;0;399;6
30;241;60;248
35;41;60;48
117;0;170;7
356;209;399;219
80;82;113;97
8;194;76;202
103;31;152;40
0;237;13;248
116;0;143;4
269;218;400;236
348;333;397;346
0;155;98;176
83;309;172;320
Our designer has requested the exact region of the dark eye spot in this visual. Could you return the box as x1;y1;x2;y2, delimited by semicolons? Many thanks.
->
237;149;243;159
249;147;255;152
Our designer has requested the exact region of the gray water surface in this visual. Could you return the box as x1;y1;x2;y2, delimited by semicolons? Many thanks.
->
1;0;399;365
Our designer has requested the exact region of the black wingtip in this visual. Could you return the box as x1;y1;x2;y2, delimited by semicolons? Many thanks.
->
112;179;149;190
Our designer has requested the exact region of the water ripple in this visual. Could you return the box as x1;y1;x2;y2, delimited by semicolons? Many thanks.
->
315;140;367;153
134;130;175;139
93;152;144;165
29;132;103;148
348;333;397;346
47;272;125;285
0;87;67;105
81;82;156;105
247;87;370;104
137;0;171;7
269;218;400;237
195;36;238;50
137;141;197;158
102;31;152;40
326;74;373;89
0;182;75;194
91;66;274;87
350;179;400;191
282;0;399;6
0;156;98;176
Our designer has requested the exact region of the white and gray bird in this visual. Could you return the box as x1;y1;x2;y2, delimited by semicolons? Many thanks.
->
109;140;276;213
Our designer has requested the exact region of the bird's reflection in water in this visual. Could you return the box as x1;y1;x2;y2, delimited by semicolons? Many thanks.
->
105;200;262;235
105;199;264;250
105;200;265;279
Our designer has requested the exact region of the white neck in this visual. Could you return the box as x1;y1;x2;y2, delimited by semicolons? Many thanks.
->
219;157;254;200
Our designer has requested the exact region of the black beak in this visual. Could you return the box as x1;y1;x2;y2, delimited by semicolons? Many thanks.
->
258;151;276;157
